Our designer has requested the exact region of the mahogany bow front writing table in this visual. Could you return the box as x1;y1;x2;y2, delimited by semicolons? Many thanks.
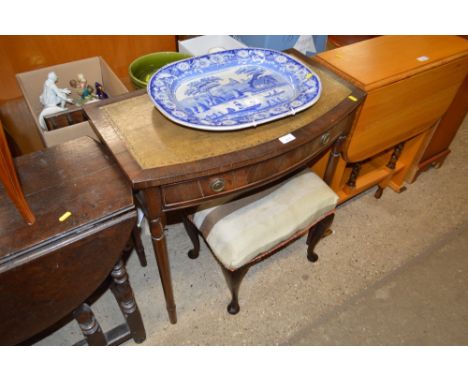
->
84;50;365;324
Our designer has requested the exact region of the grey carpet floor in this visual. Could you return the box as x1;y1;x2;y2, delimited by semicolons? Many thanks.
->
36;116;468;346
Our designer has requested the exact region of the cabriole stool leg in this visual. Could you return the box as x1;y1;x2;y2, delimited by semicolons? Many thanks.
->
183;216;200;259
306;214;335;262
221;266;250;315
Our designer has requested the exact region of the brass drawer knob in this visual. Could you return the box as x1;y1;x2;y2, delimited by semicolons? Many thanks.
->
321;132;331;145
210;178;225;193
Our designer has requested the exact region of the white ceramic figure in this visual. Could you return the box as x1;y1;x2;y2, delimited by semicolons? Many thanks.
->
38;72;73;130
39;71;73;108
39;72;73;108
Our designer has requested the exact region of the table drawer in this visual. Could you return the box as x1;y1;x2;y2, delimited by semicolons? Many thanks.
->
162;116;349;209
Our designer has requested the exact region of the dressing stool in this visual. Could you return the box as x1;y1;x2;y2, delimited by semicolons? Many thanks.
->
183;169;339;314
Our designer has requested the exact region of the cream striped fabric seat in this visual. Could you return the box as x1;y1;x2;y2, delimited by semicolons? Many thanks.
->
184;168;339;314
192;169;338;270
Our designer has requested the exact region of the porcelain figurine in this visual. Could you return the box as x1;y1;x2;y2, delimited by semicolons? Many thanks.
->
70;74;95;102
38;71;73;130
95;82;109;99
39;71;72;109
77;73;87;90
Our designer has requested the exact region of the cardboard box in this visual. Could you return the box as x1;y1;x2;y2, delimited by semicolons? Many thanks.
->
16;57;128;148
178;35;246;56
232;35;328;56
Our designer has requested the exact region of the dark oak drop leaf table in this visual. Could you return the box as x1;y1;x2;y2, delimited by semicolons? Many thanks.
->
0;137;146;345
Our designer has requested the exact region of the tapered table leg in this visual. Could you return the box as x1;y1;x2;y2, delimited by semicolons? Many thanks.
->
131;224;147;267
143;188;177;324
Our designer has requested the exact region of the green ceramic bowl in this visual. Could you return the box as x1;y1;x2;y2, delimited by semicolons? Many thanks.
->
128;52;192;89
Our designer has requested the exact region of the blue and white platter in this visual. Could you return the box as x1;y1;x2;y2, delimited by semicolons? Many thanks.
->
147;48;321;131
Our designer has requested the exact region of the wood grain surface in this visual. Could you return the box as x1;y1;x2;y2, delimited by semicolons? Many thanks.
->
0;135;140;345
317;35;468;90
418;73;468;167
344;56;468;162
0;136;132;258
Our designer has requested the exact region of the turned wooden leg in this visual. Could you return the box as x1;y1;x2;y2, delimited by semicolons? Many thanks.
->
110;260;146;344
374;142;405;199
182;216;200;259
374;186;384;199
387;142;405;170
131;224;147;267
323;134;347;185
73;303;107;346
306;214;335;262
143;188;177;324
432;156;447;169
346;163;361;188
220;266;250;315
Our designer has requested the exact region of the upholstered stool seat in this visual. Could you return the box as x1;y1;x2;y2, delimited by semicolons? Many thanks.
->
183;169;339;314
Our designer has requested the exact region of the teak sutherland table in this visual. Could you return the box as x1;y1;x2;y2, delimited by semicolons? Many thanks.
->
313;35;468;201
84;50;365;324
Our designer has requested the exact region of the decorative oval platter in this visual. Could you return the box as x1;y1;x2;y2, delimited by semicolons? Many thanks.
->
147;48;321;131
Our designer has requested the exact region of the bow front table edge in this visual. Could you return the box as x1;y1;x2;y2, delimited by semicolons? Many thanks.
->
84;50;366;324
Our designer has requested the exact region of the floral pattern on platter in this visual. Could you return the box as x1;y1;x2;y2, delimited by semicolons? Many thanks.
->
147;48;321;131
